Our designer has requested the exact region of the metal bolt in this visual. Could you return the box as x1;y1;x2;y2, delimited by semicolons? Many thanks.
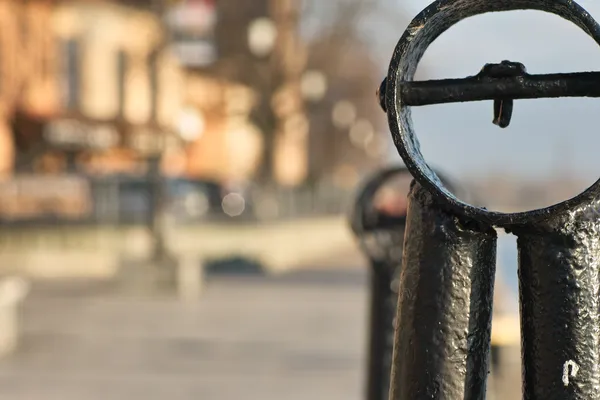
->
479;61;527;129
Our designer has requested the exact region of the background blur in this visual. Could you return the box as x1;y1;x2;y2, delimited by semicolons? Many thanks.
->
0;0;597;398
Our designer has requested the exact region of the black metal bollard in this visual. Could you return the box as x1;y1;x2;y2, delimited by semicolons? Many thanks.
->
509;205;600;398
381;1;600;399
391;183;497;400
349;166;464;400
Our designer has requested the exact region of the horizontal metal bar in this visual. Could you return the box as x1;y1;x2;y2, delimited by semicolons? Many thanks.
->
399;72;600;106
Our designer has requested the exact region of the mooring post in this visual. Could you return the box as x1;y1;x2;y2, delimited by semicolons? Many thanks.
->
350;167;465;400
381;1;600;398
350;167;411;400
510;203;600;398
390;183;496;400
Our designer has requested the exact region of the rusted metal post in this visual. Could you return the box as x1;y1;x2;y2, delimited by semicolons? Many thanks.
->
380;1;600;398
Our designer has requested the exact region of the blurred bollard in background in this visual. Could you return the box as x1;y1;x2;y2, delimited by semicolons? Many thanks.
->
349;166;463;400
0;277;29;357
177;254;204;301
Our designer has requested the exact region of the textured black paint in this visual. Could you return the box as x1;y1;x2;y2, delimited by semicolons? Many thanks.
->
389;183;496;400
400;71;600;106
385;0;600;227
380;1;600;399
350;167;463;400
510;201;600;399
350;167;412;400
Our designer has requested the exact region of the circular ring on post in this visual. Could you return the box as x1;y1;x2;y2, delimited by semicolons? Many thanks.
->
387;0;600;227
349;166;411;237
349;165;462;236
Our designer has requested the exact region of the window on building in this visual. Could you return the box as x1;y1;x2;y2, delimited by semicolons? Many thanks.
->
61;38;80;110
117;49;128;119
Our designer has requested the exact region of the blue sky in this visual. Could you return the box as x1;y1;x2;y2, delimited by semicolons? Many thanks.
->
359;1;600;182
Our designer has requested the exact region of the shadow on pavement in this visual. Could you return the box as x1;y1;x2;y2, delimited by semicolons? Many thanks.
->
266;268;367;288
204;256;266;277
203;256;367;289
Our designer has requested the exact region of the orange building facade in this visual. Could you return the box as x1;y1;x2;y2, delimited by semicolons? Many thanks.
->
0;0;263;184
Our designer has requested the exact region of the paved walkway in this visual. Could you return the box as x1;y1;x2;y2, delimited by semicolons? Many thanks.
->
0;267;521;400
0;269;369;400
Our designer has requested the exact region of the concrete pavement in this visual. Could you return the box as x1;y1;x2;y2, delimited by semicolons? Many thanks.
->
0;266;522;400
0;269;368;400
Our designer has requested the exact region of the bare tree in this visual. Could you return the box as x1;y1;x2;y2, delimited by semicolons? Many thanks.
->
302;0;414;65
302;0;414;183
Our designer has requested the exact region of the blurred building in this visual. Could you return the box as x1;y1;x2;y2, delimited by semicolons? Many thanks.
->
166;0;263;183
0;0;381;191
1;0;182;176
211;0;309;187
0;0;259;185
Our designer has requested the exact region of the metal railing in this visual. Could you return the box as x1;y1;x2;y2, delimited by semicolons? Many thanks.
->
0;174;353;227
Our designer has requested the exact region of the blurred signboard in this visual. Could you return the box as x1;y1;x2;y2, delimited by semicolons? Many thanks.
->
0;175;92;221
44;119;120;150
45;119;177;156
127;127;178;156
166;0;217;68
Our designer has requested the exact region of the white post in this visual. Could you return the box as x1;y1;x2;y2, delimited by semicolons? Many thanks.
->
177;254;204;301
0;277;29;357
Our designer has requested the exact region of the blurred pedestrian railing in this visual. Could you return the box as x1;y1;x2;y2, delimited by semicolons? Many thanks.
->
250;184;353;221
0;174;354;226
0;174;356;278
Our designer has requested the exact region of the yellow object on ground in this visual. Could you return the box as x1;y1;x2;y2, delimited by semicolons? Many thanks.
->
491;314;521;346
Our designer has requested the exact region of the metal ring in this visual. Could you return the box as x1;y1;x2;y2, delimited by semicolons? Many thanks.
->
349;165;461;236
386;0;600;227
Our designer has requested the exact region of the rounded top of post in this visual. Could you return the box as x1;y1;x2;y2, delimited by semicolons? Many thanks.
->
349;165;461;236
386;0;600;227
349;165;463;271
349;166;411;238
